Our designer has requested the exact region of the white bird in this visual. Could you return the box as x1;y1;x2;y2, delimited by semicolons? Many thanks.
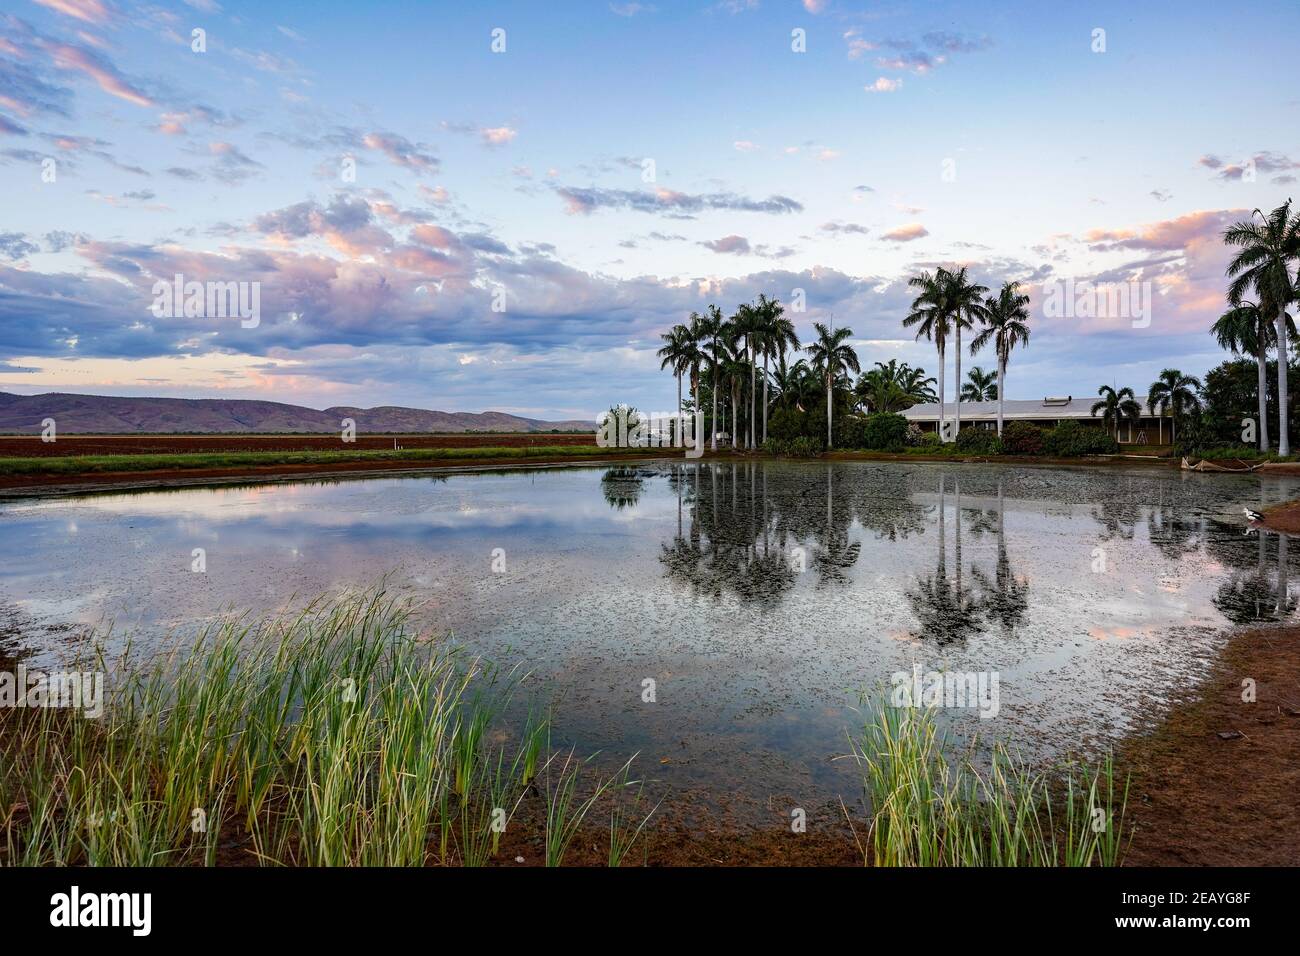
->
1244;507;1264;523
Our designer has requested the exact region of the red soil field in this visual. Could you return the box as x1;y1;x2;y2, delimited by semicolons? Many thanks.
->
0;432;595;458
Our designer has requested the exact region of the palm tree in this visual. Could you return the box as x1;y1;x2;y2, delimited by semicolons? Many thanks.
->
758;294;799;444
683;313;708;449
733;302;764;449
719;331;747;449
774;358;818;412
701;304;725;451
855;360;937;413
1225;200;1300;455
904;270;950;435
960;366;998;402
805;321;860;448
897;363;939;407
1147;369;1202;445
1212;299;1271;452
657;323;690;444
1091;385;1142;440
969;280;1031;436
940;267;990;438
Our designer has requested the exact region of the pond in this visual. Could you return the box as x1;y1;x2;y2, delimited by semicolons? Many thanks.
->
2;459;1297;822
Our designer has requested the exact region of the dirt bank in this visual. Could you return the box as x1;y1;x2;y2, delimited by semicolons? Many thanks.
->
1261;497;1300;533
1119;623;1300;866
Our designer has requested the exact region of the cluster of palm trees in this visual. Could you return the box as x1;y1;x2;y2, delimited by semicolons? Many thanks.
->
1215;199;1300;455
656;268;1033;452
1091;369;1203;444
902;267;1032;437
657;296;865;449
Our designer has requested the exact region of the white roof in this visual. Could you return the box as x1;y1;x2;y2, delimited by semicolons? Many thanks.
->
901;395;1154;422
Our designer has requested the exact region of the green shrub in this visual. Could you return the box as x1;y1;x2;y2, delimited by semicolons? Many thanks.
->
955;427;1003;455
1000;421;1044;455
917;430;943;447
768;406;810;443
762;436;824;458
835;414;869;449
858;413;910;451
1044;420;1119;456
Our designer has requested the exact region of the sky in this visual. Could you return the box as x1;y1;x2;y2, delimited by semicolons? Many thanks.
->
1;0;1298;421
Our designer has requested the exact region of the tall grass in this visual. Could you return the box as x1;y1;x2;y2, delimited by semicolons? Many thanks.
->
0;591;648;866
846;703;1129;867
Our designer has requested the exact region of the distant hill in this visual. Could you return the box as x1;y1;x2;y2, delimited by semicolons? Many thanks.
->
0;391;594;434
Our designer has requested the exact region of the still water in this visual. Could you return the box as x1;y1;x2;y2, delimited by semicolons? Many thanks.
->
2;460;1297;819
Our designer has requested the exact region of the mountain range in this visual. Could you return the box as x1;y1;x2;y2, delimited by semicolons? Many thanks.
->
0;391;593;434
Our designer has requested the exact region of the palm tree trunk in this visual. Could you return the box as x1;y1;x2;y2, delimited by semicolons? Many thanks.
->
826;373;833;449
676;371;682;447
692;365;700;454
937;342;946;440
749;337;756;450
997;353;1006;437
762;353;769;445
711;355;719;452
1257;341;1270;452
954;325;962;439
731;380;739;449
1278;306;1290;456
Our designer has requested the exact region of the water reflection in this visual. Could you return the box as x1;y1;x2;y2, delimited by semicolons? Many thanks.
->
5;460;1300;816
1212;530;1299;624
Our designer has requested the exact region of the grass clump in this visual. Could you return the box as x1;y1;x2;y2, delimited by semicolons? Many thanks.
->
845;703;1129;867
0;590;649;867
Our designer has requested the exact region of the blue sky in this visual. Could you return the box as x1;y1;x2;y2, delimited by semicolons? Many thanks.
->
1;0;1298;419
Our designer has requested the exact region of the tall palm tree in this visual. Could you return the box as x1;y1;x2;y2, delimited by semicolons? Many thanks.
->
805;321;860;448
1225;200;1300;455
940;267;990;438
969;280;1031;436
1212;299;1271;452
1091;385;1142;440
960;366;998;402
657;323;690;444
701;304;725;451
1147;368;1202;446
683;313;708;449
732;303;764;449
720;330;747;449
904;270;950;435
758;295;799;444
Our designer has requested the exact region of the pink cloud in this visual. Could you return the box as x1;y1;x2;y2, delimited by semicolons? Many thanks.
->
882;223;928;242
34;0;115;24
44;42;153;107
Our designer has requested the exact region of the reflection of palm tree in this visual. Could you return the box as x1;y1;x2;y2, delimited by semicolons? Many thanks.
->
905;475;984;646
601;467;645;509
1216;530;1300;623
971;479;1029;634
